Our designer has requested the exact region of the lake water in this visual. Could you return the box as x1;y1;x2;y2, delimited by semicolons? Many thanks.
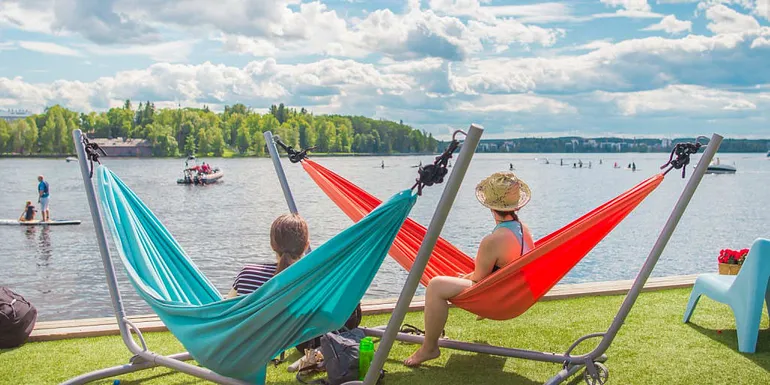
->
1;153;768;321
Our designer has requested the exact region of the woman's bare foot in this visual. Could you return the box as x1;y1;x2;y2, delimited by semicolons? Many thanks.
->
403;346;440;367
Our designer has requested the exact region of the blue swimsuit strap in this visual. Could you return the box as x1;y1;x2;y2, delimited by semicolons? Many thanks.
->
493;220;525;256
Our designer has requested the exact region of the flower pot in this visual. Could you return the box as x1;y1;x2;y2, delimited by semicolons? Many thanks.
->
718;263;741;275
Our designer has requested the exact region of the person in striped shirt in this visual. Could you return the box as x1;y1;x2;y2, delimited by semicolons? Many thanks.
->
227;213;309;298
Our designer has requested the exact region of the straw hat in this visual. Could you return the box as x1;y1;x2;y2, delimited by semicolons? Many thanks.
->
475;172;531;212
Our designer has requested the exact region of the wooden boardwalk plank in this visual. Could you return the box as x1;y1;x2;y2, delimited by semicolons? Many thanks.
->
28;274;698;342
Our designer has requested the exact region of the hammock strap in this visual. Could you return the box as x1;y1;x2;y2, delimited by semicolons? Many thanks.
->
411;130;464;196
274;136;315;163
82;135;107;178
660;136;707;178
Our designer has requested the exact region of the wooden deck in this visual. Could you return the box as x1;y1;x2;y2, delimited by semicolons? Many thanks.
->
29;274;698;342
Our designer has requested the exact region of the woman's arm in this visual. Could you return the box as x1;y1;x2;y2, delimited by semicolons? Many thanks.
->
469;236;498;282
226;288;238;299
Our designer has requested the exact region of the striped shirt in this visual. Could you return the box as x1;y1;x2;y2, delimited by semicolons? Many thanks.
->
233;263;277;295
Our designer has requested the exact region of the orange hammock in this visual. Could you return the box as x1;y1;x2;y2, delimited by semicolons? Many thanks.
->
302;159;664;320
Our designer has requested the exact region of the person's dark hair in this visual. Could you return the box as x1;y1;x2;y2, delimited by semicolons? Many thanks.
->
493;210;519;222
271;214;309;273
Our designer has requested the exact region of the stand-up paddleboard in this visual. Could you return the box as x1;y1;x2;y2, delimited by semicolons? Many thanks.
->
0;219;82;226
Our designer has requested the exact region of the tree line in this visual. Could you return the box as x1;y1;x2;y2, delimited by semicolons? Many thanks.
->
442;137;770;153
0;101;439;157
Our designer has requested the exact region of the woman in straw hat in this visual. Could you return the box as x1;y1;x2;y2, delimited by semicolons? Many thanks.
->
404;171;535;367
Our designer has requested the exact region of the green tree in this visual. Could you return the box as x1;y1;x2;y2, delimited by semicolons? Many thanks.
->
224;113;245;146
250;130;266;156
315;121;330;152
197;127;210;155
0;119;10;153
39;116;56;153
184;132;197;156
93;113;110;137
236;121;251;154
209;126;225;157
260;114;280;134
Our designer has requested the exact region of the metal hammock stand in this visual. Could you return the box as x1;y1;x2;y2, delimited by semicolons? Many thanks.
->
62;125;483;384
264;127;723;385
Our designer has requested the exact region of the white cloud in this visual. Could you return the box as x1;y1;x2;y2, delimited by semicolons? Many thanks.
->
705;4;761;34
643;14;693;34
0;59;415;112
595;84;766;115
3;0;564;61
80;40;197;63
18;41;81;56
751;36;770;47
449;28;770;95
211;34;279;57
0;1;56;34
601;0;652;12
455;93;577;114
0;41;16;51
756;0;770;20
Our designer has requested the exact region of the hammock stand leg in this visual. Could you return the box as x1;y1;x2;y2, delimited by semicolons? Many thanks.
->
360;133;722;385
65;130;252;385
264;131;300;214
341;124;484;385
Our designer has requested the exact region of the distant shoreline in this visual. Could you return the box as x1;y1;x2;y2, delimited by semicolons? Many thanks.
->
0;152;442;159
1;150;768;159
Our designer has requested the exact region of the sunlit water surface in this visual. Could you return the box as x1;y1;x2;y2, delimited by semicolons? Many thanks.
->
1;153;768;321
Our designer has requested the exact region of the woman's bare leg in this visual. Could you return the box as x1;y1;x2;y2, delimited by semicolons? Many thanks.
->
404;276;471;366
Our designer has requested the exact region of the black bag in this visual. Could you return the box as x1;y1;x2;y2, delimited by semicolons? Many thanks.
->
295;303;362;353
0;287;38;349
296;327;384;385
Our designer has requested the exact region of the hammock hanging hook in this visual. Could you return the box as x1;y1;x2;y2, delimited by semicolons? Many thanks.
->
659;135;708;178
82;135;107;178
411;131;462;196
273;135;315;163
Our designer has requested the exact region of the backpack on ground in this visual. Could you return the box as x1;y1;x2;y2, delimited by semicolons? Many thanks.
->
297;328;384;385
0;287;38;349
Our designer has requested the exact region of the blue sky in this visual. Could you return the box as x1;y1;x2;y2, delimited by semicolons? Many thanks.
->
1;0;769;139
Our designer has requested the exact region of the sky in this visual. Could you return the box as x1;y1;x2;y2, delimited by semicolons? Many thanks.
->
0;0;769;139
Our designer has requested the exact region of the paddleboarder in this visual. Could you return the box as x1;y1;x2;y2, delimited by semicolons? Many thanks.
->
37;175;50;222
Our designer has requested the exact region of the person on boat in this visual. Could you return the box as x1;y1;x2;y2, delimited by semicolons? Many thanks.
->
201;162;211;174
404;172;534;367
228;214;310;298
19;201;37;222
37;175;50;222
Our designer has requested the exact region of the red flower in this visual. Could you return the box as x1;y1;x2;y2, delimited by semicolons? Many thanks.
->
718;247;750;265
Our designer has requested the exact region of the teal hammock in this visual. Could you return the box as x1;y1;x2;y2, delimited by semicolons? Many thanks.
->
95;165;417;384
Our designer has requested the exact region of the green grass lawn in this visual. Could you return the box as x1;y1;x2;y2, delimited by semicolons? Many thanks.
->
2;288;768;385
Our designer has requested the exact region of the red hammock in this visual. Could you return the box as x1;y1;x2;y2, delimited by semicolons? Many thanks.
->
302;159;664;320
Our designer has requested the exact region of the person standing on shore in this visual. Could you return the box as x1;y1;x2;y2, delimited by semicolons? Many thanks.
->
37;175;50;222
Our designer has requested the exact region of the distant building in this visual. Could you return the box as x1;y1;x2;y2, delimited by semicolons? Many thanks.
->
92;137;152;157
661;138;672;148
0;109;32;122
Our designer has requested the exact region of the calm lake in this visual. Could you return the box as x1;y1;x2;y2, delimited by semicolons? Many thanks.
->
1;153;768;321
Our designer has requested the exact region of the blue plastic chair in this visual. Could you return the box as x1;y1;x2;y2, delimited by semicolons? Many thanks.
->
683;238;770;353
